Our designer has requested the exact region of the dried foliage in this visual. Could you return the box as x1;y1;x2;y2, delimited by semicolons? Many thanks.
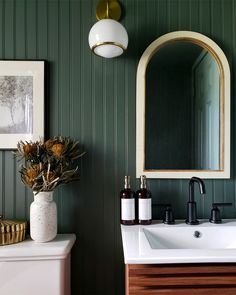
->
15;136;85;194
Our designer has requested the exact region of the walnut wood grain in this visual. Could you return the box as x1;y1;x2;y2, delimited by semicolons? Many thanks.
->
129;287;236;295
126;263;236;295
128;263;236;275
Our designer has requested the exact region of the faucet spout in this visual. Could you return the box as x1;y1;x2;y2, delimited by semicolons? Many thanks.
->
189;177;206;202
186;177;206;225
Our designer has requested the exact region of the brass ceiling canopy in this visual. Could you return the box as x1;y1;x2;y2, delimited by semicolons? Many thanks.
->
0;218;27;246
96;0;121;21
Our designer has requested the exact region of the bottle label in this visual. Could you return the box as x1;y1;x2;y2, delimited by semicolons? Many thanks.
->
139;198;152;220
121;199;135;221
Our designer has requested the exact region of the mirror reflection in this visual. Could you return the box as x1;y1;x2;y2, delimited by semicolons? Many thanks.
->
145;41;220;170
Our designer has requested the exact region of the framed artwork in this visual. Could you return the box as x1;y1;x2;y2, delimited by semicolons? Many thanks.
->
0;60;44;149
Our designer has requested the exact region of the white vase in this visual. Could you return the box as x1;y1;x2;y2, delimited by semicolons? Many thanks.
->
30;191;57;242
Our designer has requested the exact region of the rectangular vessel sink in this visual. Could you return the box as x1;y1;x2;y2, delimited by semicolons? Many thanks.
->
143;226;236;249
121;220;236;264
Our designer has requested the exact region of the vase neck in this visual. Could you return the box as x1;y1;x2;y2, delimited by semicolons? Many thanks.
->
33;191;54;202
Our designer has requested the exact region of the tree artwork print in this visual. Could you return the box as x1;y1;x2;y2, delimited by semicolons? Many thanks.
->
0;76;33;134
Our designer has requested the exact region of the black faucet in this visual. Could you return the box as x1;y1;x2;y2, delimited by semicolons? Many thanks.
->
186;177;206;225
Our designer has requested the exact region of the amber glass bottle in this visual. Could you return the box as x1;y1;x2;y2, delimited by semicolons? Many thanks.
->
137;175;152;225
120;176;135;225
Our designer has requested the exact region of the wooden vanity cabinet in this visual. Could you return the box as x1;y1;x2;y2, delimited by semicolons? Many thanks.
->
125;263;236;295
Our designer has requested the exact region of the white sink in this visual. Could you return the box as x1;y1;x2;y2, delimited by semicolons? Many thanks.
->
121;220;236;264
143;225;236;249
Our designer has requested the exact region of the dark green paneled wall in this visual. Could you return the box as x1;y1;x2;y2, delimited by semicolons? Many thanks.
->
0;0;235;294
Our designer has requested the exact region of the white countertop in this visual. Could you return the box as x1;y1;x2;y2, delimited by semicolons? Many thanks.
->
121;220;236;264
0;234;76;261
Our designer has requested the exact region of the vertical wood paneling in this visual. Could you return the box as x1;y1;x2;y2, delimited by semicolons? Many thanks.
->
15;0;25;59
211;0;223;41
190;0;200;31
48;0;59;135
78;1;93;293
169;0;179;31
4;152;15;218
70;0;81;136
26;0;37;58
0;0;4;58
178;0;190;29
92;57;104;293
58;0;70;229
103;59;115;294
199;0;211;35
4;0;14;58
37;0;48;59
208;9;222;231
59;0;70;135
0;1;236;294
158;0;168;36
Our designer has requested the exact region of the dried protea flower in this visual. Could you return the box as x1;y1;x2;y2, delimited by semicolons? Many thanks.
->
44;139;54;150
22;165;41;187
16;140;41;160
51;143;65;157
23;143;38;156
15;135;85;193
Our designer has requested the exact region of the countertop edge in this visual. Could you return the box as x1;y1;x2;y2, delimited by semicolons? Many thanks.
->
0;233;76;261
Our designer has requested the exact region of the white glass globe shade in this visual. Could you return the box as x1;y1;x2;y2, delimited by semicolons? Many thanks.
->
88;19;128;58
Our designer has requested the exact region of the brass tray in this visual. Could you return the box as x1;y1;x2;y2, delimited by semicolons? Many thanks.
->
0;219;27;246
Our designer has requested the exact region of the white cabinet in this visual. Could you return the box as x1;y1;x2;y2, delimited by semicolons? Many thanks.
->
0;234;76;295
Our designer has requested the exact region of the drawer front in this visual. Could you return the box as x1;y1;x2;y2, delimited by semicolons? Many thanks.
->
126;263;236;295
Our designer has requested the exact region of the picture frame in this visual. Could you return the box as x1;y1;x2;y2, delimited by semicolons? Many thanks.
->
0;60;44;149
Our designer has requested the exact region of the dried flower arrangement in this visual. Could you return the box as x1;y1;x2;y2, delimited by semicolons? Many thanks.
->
15;136;85;194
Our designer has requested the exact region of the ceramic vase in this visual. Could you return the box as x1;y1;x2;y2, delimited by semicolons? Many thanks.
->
30;191;57;242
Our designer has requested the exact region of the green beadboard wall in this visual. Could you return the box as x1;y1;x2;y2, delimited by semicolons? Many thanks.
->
0;0;236;294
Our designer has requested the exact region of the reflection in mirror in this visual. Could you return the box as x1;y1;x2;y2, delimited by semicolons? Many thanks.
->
136;31;230;179
145;42;220;170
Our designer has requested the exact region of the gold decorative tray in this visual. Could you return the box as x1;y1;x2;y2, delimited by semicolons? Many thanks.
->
0;218;27;246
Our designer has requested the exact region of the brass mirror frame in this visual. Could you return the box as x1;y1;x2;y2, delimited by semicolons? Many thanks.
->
136;31;230;179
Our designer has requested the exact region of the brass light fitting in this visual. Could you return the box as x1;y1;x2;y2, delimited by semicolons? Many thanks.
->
96;0;121;21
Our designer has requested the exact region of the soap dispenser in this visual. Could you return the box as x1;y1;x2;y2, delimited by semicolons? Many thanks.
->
120;176;136;225
136;175;152;225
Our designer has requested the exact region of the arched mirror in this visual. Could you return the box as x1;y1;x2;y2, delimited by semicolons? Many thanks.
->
136;31;230;179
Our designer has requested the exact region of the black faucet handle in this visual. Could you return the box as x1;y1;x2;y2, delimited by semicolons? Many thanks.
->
163;206;175;225
209;202;232;224
154;204;175;225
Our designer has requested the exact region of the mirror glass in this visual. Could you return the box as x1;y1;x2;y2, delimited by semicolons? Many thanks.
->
145;41;220;170
136;31;230;179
